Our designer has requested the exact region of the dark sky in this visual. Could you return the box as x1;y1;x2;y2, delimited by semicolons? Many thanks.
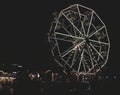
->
0;0;120;74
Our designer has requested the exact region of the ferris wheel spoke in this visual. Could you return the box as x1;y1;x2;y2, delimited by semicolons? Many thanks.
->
77;49;84;73
87;11;94;36
88;24;97;36
89;43;105;61
71;49;77;67
61;45;75;57
61;58;71;68
76;4;86;36
55;32;84;40
62;26;76;40
92;24;97;30
87;45;95;73
88;26;105;38
49;37;74;43
61;40;85;58
61;12;83;36
58;22;76;40
55;59;64;68
89;39;110;45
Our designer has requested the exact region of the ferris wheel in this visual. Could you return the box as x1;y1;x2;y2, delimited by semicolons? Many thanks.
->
48;4;110;76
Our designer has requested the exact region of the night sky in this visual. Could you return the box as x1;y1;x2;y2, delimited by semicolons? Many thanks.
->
0;0;120;74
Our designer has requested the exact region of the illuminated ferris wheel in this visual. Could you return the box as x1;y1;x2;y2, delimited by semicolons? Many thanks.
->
48;4;110;76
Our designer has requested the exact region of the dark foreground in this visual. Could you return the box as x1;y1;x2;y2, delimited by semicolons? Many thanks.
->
0;80;120;95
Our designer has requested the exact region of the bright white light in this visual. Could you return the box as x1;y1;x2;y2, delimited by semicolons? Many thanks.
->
37;73;40;78
18;65;22;68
